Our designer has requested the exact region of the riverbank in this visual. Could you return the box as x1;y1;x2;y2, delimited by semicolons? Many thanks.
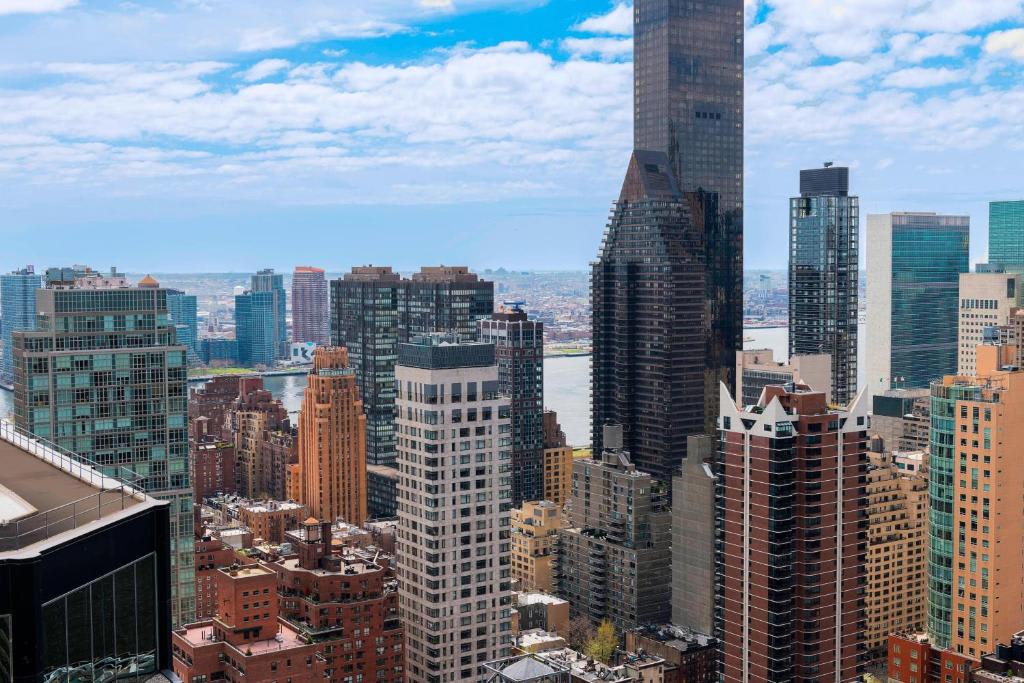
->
187;366;311;382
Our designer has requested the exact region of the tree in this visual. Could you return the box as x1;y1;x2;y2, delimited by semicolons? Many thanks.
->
563;616;595;651
585;620;617;665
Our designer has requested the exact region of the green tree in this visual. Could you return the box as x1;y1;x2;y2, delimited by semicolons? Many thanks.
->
585;620;617;664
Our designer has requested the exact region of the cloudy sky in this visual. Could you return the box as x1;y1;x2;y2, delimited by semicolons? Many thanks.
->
0;0;1022;273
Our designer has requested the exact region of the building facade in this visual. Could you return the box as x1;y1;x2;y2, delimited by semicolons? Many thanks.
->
230;377;291;499
718;383;869;683
867;212;970;395
293;347;368;525
989;200;1024;274
395;336;513;682
12;271;194;626
291;266;329;346
789;164;859;404
479;305;544;505
0;266;41;386
634;0;744;429
167;289;200;365
511;500;563;593
591;150;705;482
871;388;932;455
250;268;288;359
735;348;832;408
542;410;572;506
671;435;716;636
927;344;1024;658
957;270;1020;375
235;290;279;368
556;425;672;631
865;450;929;659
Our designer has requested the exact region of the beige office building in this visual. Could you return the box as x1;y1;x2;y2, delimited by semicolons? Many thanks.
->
735;349;832;407
957;270;1020;374
511;500;563;593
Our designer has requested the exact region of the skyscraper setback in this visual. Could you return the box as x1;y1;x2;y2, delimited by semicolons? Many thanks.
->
634;0;744;424
292;265;329;346
790;164;859;404
592;0;744;469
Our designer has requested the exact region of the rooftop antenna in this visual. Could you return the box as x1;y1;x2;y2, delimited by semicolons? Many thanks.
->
824;161;834;168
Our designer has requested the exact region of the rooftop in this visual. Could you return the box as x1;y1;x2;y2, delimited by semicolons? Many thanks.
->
0;420;147;553
516;592;568;607
176;619;308;655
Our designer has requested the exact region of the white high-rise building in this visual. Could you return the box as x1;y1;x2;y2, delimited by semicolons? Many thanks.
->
396;335;514;683
957;268;1021;375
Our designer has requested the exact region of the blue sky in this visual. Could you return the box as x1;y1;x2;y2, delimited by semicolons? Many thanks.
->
1;0;1023;273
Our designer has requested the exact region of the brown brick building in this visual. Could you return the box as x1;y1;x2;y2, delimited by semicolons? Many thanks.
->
194;537;241;620
191;440;236;502
887;633;976;683
237;499;307;544
718;383;870;682
190;375;245;440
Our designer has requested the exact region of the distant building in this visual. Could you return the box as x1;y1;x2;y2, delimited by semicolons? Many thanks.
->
167;289;201;365
191;440;236;502
927;344;1024;657
250;268;288;359
867;212;970;394
292;266;329;346
790;164;860;404
542;411;573;506
989;200;1024;274
556;425;672;631
237;499;307;544
199;337;238;365
235;289;280;367
0;265;41;385
511;500;563;593
13;270;194;627
230;377;292;499
396;335;513;682
0;422;172;681
957;269;1020;374
866;450;929;660
625;624;718;683
671;435;715;636
293;347;367;525
190;375;243;440
735;348;832;407
480;304;545;505
591;151;706;483
718;383;869;682
871;388;932;455
366;464;399;519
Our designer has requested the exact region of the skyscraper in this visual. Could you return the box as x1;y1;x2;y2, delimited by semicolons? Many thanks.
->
867;212;970;395
235;289;278;367
718;382;869;683
591;150;705;481
928;344;1024;657
479;304;544;505
395;335;513;682
0;265;41;386
13;270;194;627
292;266;329;346
331;265;494;472
989;200;1024;273
250;268;288;359
634;0;744;427
957;269;1020;375
789;164;859;404
293;347;367;525
167;288;200;365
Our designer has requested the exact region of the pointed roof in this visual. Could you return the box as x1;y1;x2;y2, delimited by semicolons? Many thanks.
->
619;149;683;203
499;656;559;681
138;274;159;288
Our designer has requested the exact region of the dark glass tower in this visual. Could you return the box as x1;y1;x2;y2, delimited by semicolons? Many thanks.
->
591;151;705;482
478;305;544;505
789;164;859;404
634;0;744;430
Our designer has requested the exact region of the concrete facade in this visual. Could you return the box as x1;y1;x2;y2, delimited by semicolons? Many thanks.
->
670;435;715;636
957;271;1020;375
735;348;832;408
511;500;563;593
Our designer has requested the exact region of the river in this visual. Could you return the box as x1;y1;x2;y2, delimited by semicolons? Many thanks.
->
0;324;865;448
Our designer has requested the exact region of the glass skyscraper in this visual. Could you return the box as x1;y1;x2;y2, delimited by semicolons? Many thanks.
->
11;271;193;627
235;290;278;368
989;200;1024;274
167;289;199;365
0;266;42;386
789;165;859;404
250;268;287;359
633;0;744;430
866;212;970;394
592;150;705;482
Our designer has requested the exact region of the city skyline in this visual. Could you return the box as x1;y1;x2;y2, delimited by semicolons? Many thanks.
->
2;2;1023;272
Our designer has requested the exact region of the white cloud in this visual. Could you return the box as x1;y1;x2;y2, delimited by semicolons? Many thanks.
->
238;59;291;82
985;28;1024;59
0;0;75;15
561;37;632;60
882;66;967;88
574;3;632;36
420;0;454;8
891;32;980;62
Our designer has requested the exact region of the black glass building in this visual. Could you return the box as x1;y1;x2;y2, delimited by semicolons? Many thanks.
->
591;151;705;482
789;164;859;405
634;0;744;432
